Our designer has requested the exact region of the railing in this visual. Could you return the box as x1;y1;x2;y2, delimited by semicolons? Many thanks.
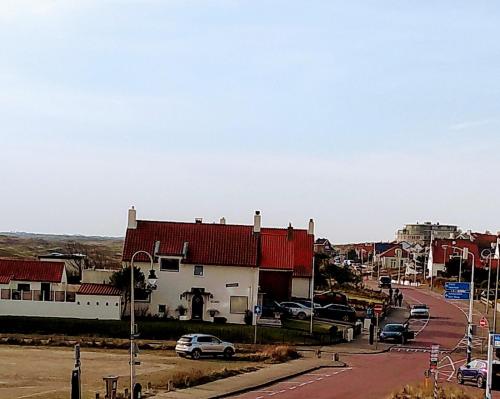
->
0;289;76;302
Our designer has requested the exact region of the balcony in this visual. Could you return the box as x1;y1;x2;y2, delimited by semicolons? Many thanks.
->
0;289;76;302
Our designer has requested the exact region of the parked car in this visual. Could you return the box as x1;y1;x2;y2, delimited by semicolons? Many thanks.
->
314;291;349;306
292;299;322;309
279;302;314;320
480;290;499;301
316;303;357;323
457;359;488;388
410;304;430;318
261;300;290;318
379;323;414;344
378;276;392;289
175;334;235;360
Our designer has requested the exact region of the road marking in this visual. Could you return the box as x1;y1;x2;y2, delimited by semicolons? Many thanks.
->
289;386;297;390
316;377;323;381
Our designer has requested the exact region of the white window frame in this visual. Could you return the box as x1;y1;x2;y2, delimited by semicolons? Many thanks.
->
230;296;248;314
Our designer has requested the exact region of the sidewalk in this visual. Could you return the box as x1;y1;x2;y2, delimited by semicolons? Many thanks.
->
151;356;345;399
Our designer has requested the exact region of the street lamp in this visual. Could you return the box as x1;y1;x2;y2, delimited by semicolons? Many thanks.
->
129;247;159;399
481;249;494;314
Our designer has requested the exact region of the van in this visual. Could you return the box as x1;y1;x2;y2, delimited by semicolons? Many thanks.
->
378;276;392;289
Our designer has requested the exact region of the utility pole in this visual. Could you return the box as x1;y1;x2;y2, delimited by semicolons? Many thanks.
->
71;344;81;399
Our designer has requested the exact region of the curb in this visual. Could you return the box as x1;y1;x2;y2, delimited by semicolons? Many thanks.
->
211;361;348;399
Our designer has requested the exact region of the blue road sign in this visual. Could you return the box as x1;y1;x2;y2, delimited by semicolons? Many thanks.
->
445;282;470;291
444;291;470;300
254;305;262;315
493;334;500;348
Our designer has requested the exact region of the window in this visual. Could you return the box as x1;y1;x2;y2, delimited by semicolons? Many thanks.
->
194;265;204;276
160;258;180;272
230;296;248;314
158;304;166;313
197;336;212;343
17;283;30;291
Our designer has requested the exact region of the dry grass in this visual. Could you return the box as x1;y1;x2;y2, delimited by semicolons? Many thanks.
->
239;345;300;363
389;382;482;399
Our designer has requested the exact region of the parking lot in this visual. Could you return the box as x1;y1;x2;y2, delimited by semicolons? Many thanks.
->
0;345;260;399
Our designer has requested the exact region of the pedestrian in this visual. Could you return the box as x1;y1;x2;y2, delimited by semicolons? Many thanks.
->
389;287;393;302
394;292;398;306
398;292;403;307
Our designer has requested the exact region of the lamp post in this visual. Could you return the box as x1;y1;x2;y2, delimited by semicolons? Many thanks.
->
129;249;158;399
481;249;493;314
459;247;475;364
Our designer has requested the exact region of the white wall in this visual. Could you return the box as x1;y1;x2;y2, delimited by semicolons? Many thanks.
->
0;295;121;320
292;277;311;299
130;261;259;324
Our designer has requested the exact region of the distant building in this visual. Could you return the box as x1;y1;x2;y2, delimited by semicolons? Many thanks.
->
377;245;409;269
396;222;458;246
314;238;333;255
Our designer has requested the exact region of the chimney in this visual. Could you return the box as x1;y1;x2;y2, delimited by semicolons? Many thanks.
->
195;218;203;224
308;218;314;236
287;223;293;241
128;206;137;229
253;211;261;234
220;217;226;225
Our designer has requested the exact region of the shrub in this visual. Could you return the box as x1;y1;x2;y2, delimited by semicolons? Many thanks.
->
390;382;481;399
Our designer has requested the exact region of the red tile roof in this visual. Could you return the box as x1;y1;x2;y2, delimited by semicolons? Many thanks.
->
122;220;314;277
432;239;482;267
260;228;314;277
0;259;64;283
0;275;11;284
77;283;121;296
123;221;259;267
378;245;409;258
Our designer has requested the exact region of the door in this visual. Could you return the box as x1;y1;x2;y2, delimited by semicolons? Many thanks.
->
41;283;50;301
191;294;204;320
463;361;477;380
210;337;224;353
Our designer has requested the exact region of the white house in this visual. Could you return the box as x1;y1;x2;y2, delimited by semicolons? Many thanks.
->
122;208;314;324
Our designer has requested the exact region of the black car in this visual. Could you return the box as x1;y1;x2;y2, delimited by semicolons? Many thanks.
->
316;303;357;323
379;323;414;344
313;291;349;306
378;276;392;289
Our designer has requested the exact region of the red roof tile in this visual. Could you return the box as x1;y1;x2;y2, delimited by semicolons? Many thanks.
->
260;228;314;277
0;275;11;284
77;283;121;296
123;221;259;267
0;259;64;283
432;239;482;267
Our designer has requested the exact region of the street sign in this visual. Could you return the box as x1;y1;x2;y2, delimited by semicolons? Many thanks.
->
444;291;470;300
480;317;489;328
254;305;262;315
429;344;440;370
445;282;470;291
374;304;383;315
493;334;500;348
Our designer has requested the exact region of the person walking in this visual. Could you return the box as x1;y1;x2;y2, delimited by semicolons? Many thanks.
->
388;287;393;304
398;292;404;307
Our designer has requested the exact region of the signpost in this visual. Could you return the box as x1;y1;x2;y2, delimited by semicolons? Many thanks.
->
253;305;261;344
480;317;488;329
429;344;440;399
374;304;383;349
444;282;470;300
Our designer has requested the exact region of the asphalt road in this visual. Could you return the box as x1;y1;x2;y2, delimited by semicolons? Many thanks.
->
233;286;497;399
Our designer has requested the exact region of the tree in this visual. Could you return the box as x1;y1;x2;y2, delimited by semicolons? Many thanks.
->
346;249;358;261
110;266;145;317
324;263;361;287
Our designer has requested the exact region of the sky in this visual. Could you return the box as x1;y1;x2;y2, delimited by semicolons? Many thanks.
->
0;1;499;242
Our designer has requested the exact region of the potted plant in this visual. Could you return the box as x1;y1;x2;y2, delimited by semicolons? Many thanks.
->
176;304;187;317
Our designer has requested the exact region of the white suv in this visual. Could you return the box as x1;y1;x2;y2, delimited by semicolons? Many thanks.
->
175;334;235;360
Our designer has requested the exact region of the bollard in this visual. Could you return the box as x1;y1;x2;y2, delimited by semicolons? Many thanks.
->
124;388;129;399
316;348;321;358
334;353;339;362
95;394;100;399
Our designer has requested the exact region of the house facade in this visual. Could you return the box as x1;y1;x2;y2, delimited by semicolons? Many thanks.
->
377;246;409;269
0;259;121;320
121;208;314;324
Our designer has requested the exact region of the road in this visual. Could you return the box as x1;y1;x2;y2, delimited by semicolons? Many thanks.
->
232;286;497;399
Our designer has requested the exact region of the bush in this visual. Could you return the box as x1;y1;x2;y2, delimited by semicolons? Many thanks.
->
390;382;481;399
213;317;227;324
260;345;300;363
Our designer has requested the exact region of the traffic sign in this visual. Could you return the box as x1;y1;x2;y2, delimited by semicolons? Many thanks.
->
480;317;488;328
429;344;440;369
254;305;262;315
493;334;500;348
374;304;383;315
445;282;470;291
444;291;470;300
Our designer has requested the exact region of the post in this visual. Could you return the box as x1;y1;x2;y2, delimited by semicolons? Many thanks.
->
254;317;258;344
495;263;500;333
433;369;438;399
310;255;315;335
467;250;476;364
130;262;135;398
487;255;492;314
459;255;463;283
71;344;81;399
375;314;379;350
486;332;493;399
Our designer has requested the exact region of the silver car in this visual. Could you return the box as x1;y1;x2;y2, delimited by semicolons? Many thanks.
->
175;334;235;360
410;304;430;318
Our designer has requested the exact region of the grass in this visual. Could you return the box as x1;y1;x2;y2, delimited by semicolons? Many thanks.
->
389;382;481;399
283;319;338;334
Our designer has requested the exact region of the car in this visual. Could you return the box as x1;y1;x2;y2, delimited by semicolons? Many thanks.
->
261;300;290;318
379;323;415;344
316;303;357;323
314;291;349;306
410;304;430;318
175;334;235;360
279;302;314;320
378;276;392;289
457;359;488;388
481;290;499;301
292;299;322;309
